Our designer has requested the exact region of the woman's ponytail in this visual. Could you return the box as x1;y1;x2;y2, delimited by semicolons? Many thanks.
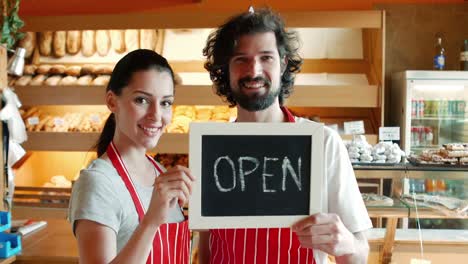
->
95;113;115;156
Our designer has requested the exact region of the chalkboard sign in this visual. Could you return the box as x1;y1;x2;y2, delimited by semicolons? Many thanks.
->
189;122;324;229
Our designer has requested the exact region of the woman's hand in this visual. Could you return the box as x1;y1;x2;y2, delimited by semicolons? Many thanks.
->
144;165;196;227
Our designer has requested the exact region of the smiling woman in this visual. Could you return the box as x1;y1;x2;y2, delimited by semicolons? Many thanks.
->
68;49;196;264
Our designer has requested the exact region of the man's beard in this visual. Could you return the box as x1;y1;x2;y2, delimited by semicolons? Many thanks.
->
231;76;281;111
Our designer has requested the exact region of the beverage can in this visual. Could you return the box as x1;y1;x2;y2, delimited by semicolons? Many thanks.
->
425;100;433;116
419;99;425;117
411;99;417;117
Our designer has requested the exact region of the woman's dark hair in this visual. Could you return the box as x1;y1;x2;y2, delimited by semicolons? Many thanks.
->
203;8;303;107
95;49;175;156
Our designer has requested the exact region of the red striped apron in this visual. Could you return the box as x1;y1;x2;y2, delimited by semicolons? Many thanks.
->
209;107;316;264
107;142;191;264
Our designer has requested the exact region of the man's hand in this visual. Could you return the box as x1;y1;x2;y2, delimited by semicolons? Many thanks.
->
292;213;356;257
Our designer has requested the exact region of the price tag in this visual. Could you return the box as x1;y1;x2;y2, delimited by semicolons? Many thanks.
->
27;117;39;126
89;114;101;124
54;117;65;126
327;124;339;132
379;127;400;141
343;121;365;135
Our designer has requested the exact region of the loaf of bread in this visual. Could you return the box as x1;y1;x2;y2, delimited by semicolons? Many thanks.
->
53;31;66;57
59;76;78;86
15;75;32;86
23;65;37;75
81;30;96;57
92;75;110;86
36;65;52;74
110;30;126;53
65;65;81;76
30;74;47;86
77;75;93;86
92;65;113;75
125;30;139;51
96;30;111;56
38;31;53;56
140;29;156;50
31;48;41;65
18;32;36;58
49;64;66;75
154;29;165;54
66;30;81;55
45;75;62;86
80;64;95;75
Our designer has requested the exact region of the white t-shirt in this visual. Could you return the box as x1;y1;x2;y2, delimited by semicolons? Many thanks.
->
68;158;185;253
295;117;373;263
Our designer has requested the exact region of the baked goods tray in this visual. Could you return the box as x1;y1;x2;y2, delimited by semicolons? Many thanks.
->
407;156;468;168
352;162;402;167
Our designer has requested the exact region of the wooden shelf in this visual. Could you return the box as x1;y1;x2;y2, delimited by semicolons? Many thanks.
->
15;84;379;107
23;132;378;154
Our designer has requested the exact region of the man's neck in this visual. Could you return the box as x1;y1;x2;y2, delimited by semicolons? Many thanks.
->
236;101;285;123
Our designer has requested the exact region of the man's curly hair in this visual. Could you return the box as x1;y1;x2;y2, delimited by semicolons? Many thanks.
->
203;8;303;107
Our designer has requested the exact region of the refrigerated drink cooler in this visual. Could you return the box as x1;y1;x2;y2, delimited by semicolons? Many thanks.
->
391;71;468;155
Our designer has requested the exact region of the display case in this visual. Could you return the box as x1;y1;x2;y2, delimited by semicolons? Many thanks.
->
391;70;468;155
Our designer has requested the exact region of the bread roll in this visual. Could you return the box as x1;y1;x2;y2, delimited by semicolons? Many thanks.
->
66;30;81;55
65;65;81;76
31;48;41;65
38;31;53;56
23;65;37;75
59;76;78;86
49;64;66;75
110;30;125;53
81;30;95;57
140;29;156;50
154;29;165;54
125;30;139;51
30;74;47;86
53;31;66;57
36;65;52;75
92;65;113;75
18;32;36;58
45;75;62;86
80;64;95;75
92;75;111;86
15;75;33;86
77;75;93;86
95;30;111;56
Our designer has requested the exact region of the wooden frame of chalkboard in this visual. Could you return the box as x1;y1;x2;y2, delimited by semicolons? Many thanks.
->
189;122;324;230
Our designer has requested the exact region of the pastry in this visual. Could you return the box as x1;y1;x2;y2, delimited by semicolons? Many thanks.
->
66;30;81;55
92;75;111;86
92;65;113;75
14;75;32;86
59;76;77;86
23;65;37;75
30;74;47;86
65;65;82;76
49;64;66;75
80;64;96;75
45;75;62;86
36;64;52;75
76;75;93;86
53;31;66;57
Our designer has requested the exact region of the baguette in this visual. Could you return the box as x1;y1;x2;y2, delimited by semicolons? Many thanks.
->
38;31;53;56
92;65;113;75
18;32;36;58
44;75;62;86
53;31;66;57
80;64;95;75
59;76;78;86
76;75;93;86
36;64;52;75
92;75;110;86
66;30;81;55
140;29;156;50
49;64;66;75
110;30;126;53
30;74;47;86
81;30;96;57
125;30;139;51
95;30;111;56
65;65;81;76
15;75;33;86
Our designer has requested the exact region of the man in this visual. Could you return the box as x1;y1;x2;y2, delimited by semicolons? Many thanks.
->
198;8;372;264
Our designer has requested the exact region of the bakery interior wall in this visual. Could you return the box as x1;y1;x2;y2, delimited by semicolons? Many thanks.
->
374;3;468;126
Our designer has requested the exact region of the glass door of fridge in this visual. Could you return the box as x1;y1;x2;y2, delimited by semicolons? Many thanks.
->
408;80;467;154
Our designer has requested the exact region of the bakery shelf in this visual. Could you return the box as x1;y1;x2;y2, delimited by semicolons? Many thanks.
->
22;132;379;154
14;84;379;107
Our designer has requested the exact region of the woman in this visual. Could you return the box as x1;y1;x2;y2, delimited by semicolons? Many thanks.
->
69;49;195;264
